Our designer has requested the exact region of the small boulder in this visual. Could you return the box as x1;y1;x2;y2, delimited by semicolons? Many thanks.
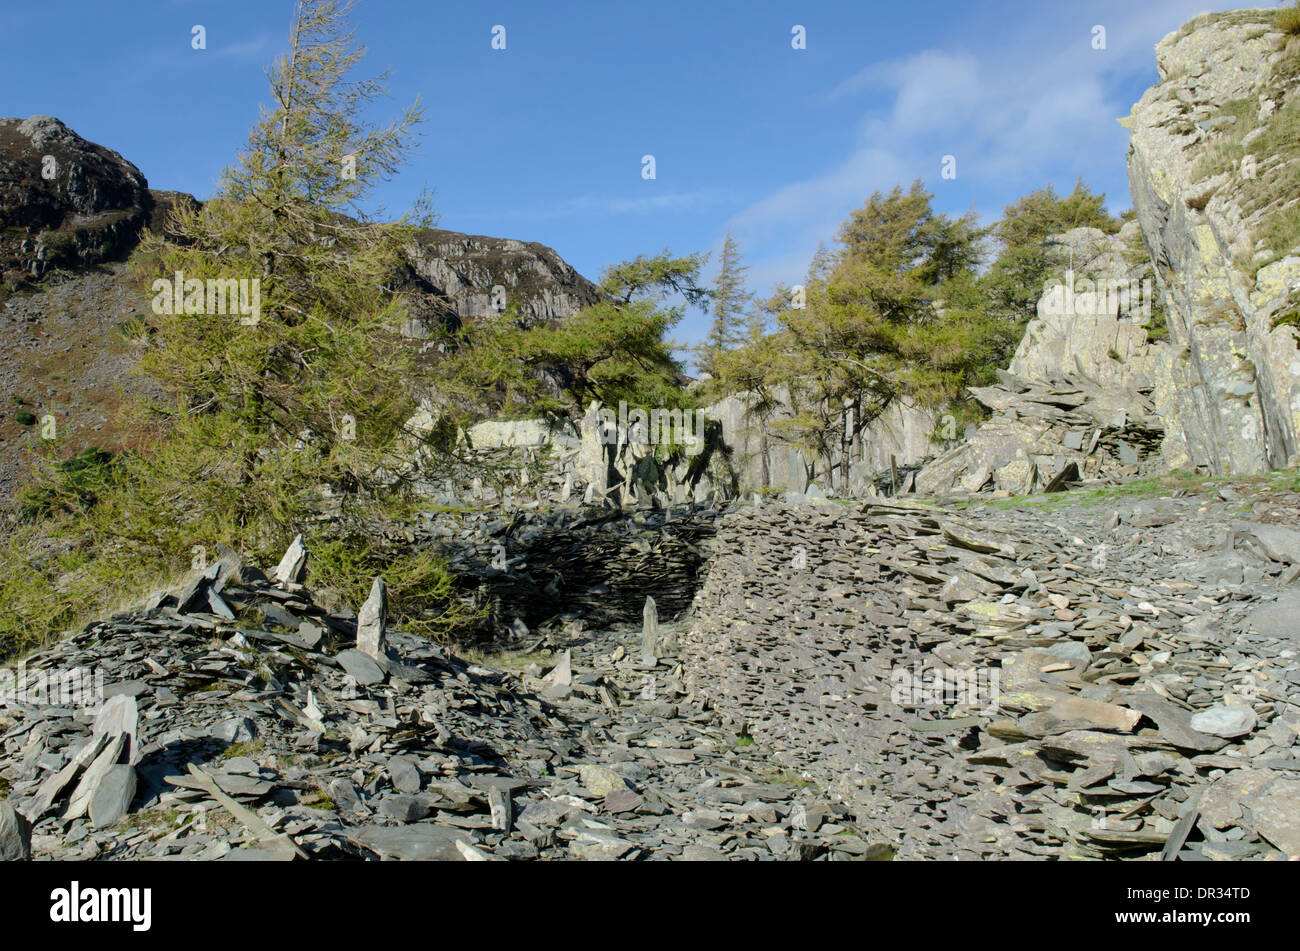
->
1189;704;1257;739
0;802;32;861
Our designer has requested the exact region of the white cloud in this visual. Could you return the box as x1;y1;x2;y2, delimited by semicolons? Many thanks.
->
454;187;732;223
213;34;274;62
725;0;1216;297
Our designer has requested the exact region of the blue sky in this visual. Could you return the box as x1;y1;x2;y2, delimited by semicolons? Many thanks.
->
1;0;1256;350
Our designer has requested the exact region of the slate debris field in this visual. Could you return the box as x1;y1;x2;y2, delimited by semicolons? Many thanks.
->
3;483;1300;861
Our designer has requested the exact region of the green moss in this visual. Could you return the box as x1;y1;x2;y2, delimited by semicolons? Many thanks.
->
1273;306;1300;331
120;808;184;839
218;740;264;760
765;769;817;789
300;789;336;810
1187;66;1300;268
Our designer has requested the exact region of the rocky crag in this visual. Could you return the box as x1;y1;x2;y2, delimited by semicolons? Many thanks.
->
0;116;602;502
922;10;1300;496
1124;10;1300;475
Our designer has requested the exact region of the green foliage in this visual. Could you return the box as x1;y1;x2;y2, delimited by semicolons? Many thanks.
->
37;229;78;266
979;178;1123;367
0;0;463;653
599;251;710;309
995;179;1121;250
1278;2;1300;35
433;250;700;425
123;0;434;554
711;181;995;482
710;177;1126;488
837;180;986;284
19;446;118;517
116;314;154;343
699;230;750;377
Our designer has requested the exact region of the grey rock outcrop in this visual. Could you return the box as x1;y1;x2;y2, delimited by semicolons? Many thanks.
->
1122;11;1300;474
401;229;602;333
0;116;603;330
917;226;1166;495
705;387;940;495
421;389;943;508
0;116;152;278
0;801;32;861
920;12;1300;494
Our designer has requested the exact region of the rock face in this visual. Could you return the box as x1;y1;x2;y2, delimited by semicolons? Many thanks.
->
922;11;1300;495
917;227;1166;495
1122;11;1300;474
428;390;942;508
0;116;154;279
705;387;940;495
0;115;603;327
401;229;602;332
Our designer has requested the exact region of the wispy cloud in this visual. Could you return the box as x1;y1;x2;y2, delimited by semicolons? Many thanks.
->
136;30;274;70
454;187;733;222
722;0;1214;297
211;33;274;62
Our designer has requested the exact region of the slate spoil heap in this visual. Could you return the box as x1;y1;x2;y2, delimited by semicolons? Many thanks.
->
916;370;1166;496
682;495;1300;860
3;487;1300;861
0;532;868;861
433;503;720;629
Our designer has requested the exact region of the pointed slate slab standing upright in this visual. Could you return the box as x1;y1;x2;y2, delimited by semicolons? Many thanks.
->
545;650;572;689
489;786;513;833
273;533;309;586
64;732;127;821
0;802;32;861
93;694;140;766
641;596;659;662
356;577;388;661
89;763;137;830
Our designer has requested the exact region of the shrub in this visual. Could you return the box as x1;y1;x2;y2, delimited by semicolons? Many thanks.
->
1278;2;1300;36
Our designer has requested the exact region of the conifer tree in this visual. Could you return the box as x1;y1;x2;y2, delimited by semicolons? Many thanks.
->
137;0;431;521
699;230;750;377
97;0;455;633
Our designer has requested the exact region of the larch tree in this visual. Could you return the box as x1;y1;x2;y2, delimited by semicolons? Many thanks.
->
699;229;750;378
